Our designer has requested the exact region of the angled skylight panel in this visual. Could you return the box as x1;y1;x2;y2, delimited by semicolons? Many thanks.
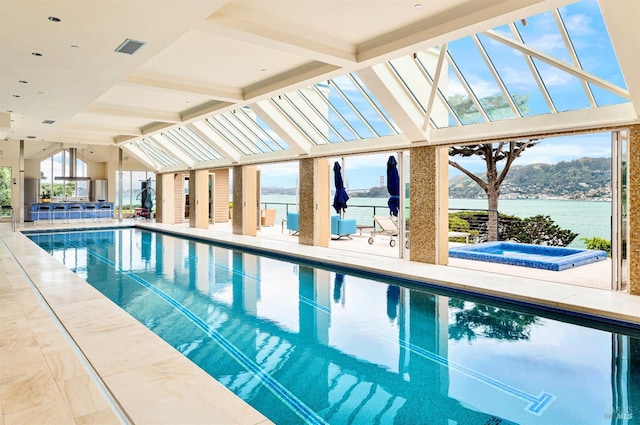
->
293;86;350;143
217;112;268;153
447;37;518;123
131;138;179;167
350;73;400;135
476;31;553;117
329;74;398;138
232;107;288;152
161;129;209;162
559;0;629;107
387;50;459;129
206;115;257;155
440;52;487;125
271;92;330;145
178;126;223;160
505;11;592;113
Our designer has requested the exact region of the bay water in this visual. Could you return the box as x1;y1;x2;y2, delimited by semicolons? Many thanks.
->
261;194;611;248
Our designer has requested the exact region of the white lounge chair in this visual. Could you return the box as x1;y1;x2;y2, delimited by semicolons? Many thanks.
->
368;215;400;247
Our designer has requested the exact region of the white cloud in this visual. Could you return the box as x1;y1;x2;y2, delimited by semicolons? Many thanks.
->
563;14;593;36
529;34;565;52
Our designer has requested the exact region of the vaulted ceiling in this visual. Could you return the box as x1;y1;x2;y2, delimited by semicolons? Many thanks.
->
1;0;638;171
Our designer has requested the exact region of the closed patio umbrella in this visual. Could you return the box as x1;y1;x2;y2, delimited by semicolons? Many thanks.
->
387;156;400;217
333;161;349;217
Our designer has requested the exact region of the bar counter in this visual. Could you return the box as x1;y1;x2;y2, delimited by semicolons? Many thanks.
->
29;202;114;222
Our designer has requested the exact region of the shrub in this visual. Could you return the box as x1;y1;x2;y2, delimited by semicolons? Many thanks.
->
448;211;577;246
511;215;578;246
581;236;611;256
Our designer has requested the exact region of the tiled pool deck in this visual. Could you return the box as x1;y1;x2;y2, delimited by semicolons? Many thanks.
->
0;219;633;424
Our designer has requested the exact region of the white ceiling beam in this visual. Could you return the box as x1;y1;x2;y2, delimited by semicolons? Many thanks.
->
429;103;639;146
311;134;410;158
122;74;244;102
121;144;161;172
148;135;195;169
484;29;630;100
188;122;242;164
250;100;314;156
58;124;142;137
46;134;116;146
85;103;182;123
356;66;426;142
358;0;576;63
198;14;356;67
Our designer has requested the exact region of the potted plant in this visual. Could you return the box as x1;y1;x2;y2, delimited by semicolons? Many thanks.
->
41;190;51;203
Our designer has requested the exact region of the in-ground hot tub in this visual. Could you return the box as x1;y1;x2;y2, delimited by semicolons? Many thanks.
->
448;241;608;271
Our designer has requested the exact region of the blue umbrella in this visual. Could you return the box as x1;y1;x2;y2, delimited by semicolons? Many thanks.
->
333;161;349;215
387;156;400;216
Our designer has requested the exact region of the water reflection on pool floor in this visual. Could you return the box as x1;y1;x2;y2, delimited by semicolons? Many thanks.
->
27;228;637;425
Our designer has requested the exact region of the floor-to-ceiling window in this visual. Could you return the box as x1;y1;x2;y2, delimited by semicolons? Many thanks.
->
0;166;11;217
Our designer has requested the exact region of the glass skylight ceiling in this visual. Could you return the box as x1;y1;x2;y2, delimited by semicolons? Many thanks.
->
387;0;629;129
124;0;629;171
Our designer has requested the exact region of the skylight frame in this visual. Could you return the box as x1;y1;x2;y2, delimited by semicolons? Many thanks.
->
162;128;216;162
232;107;286;152
131;138;180;168
206;115;255;155
297;88;348;143
347;73;400;135
223;110;273;153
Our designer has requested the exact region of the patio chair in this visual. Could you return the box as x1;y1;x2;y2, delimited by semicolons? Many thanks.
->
368;215;400;247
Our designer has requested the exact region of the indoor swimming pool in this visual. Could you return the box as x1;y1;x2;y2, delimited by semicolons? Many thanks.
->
26;227;639;424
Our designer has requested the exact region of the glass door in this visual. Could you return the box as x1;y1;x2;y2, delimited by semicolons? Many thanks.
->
611;130;628;291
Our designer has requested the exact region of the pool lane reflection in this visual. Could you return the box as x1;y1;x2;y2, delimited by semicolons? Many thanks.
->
27;228;639;424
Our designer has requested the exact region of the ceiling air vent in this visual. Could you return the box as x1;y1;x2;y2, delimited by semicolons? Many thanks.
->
115;39;146;55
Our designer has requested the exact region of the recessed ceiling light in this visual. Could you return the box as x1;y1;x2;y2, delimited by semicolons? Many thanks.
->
12;95;20;98
19;80;28;84
48;16;61;22
6;110;13;113
32;52;42;56
414;3;423;8
42;120;55;124
260;68;267;72
70;45;79;48
27;136;36;139
38;91;44;94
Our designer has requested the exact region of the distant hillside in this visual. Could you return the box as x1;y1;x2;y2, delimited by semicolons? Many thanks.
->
449;157;611;200
262;186;297;195
262;157;612;200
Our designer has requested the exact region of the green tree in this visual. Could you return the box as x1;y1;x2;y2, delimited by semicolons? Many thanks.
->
448;94;537;241
0;167;11;207
448;298;539;342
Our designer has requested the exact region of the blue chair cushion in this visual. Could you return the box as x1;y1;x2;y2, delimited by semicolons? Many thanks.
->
331;215;356;236
287;212;299;232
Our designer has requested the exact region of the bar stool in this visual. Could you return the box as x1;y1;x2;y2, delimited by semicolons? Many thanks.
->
68;204;83;222
84;204;97;222
36;205;51;225
99;204;113;221
53;205;67;224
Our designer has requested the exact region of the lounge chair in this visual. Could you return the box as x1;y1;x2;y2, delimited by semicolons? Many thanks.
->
368;215;400;247
331;215;357;240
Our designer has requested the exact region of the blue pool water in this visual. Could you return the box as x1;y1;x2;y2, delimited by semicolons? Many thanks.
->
449;241;608;271
27;228;640;424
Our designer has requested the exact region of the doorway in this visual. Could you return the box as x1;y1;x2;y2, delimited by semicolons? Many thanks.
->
611;130;629;291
